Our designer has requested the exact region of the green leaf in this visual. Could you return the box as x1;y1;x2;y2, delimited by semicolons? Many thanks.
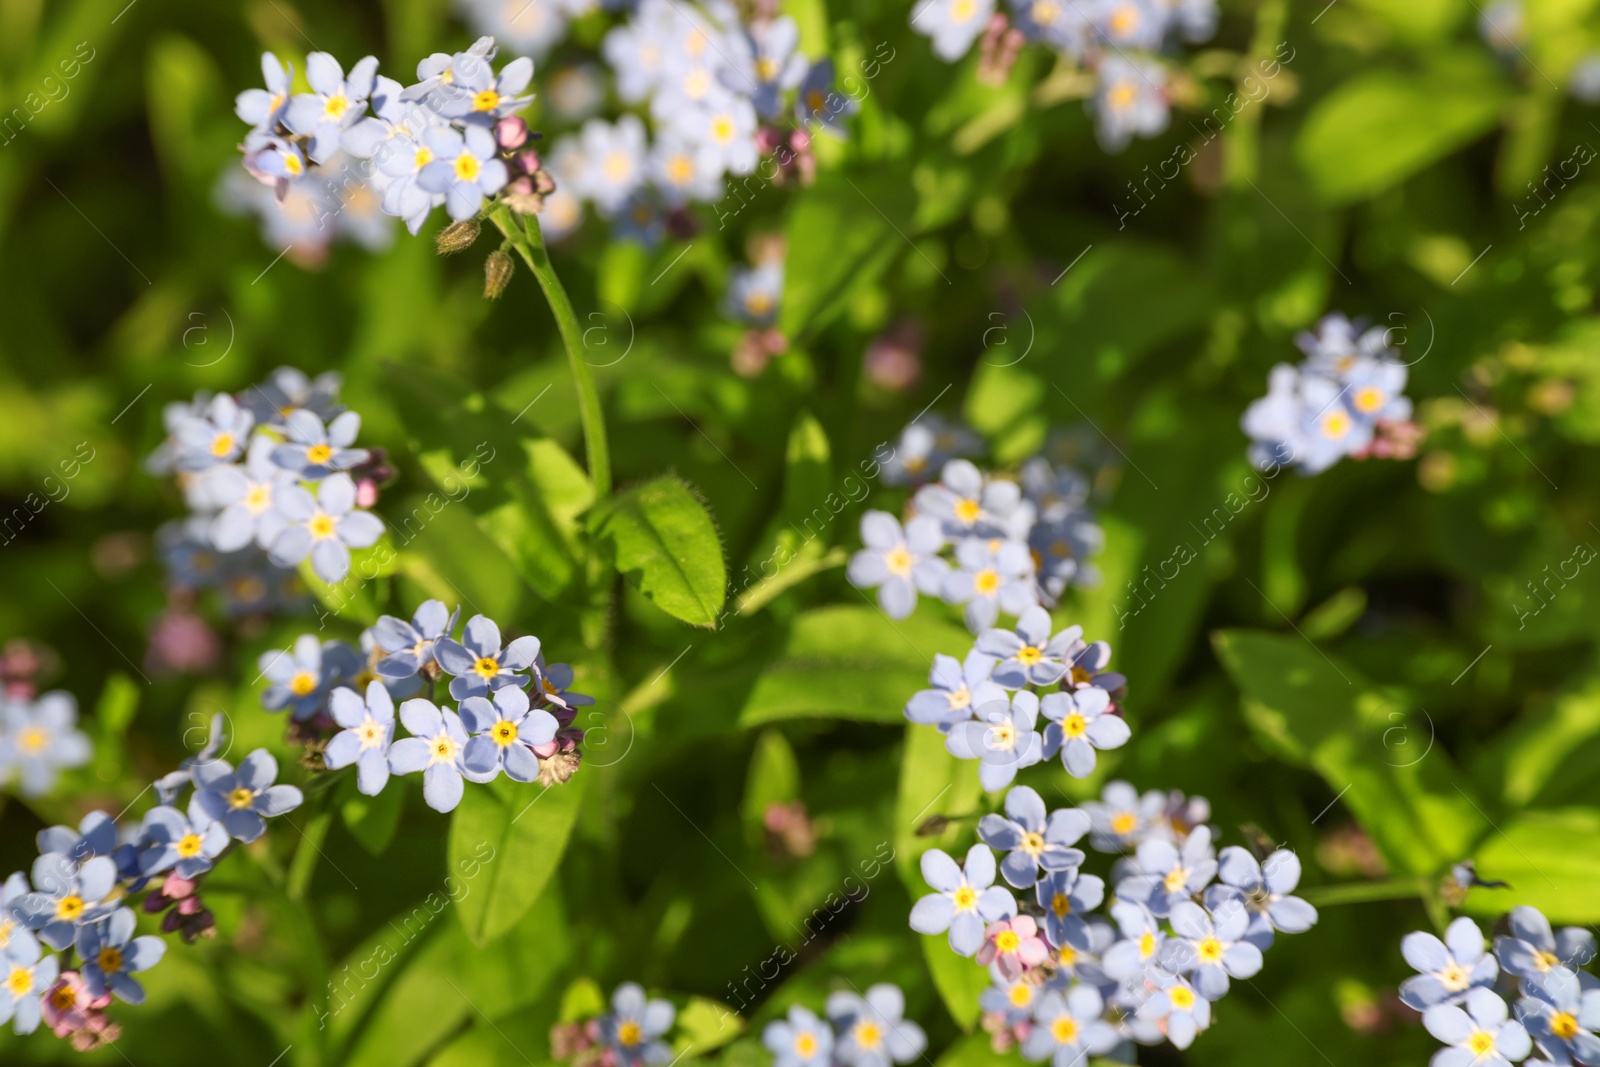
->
590;476;726;627
448;773;586;947
339;773;404;855
1214;630;1487;876
921;936;987;1030
742;730;801;844
559;977;606;1022
1295;51;1510;204
934;1031;1021;1067
674;997;745;1056
739;606;971;726
780;171;906;337
94;672;139;737
297;538;395;625
1461;807;1600;923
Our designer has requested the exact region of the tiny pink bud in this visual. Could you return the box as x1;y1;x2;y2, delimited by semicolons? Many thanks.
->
496;116;530;150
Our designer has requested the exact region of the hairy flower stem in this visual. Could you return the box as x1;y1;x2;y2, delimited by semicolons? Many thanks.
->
488;205;611;498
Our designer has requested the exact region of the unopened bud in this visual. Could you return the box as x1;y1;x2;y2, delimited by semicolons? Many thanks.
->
436;218;481;255
537;749;582;786
916;814;950;837
484;249;515;299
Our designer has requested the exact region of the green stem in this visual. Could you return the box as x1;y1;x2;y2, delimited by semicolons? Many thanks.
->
489;205;611;498
1300;878;1431;907
286;810;333;901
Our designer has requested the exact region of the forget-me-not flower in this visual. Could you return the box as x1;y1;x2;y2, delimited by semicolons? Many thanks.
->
1022;987;1118;1067
174;394;254;473
1516;967;1600;1065
37;812;118;866
943;536;1037;632
417;124;511;219
576;115;649;214
1138;971;1210;1050
1424;987;1531;1067
765;1004;834;1067
978;914;1049;981
1041;687;1129;778
17;852;118;951
0;934;57;1034
981;978;1039;1025
1495;905;1596;983
272;409;370;480
905;648;1004;729
826;985;927;1067
388;698;487;813
76;907;165;1005
1118;824;1217;917
1401;916;1499;1011
270;472;385;583
191;750;304;843
374;600;461;680
138;806;229;879
235;53;295;132
947;692;1045;792
460;686;559;783
285;52;379;163
1080;779;1164;852
1036;867;1104;952
977;607;1074;688
911;0;996;61
204;436;295;552
1101;900;1166;981
325;681;398;796
1203;846;1317;950
260;634;344;719
2;692;91;797
977;785;1087;888
600;981;676;1066
725;260;784;326
1092;56;1169;152
436;615;541;700
909;843;1017;956
915;460;1029;540
848;511;948;621
796;60;857;135
1161;899;1263;1000
881;414;981;486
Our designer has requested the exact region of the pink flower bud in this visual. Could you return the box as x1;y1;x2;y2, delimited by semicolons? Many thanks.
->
496;116;530;150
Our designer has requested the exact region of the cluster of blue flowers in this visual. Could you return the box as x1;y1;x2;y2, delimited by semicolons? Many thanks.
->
230;37;557;257
0;713;300;1047
533;0;854;244
1241;312;1421;476
763;984;927;1067
910;0;1218;150
908;606;1127;790
1398;907;1599;1067
849;418;1105;629
148;367;386;605
551;980;677;1067
0;690;91;798
909;781;1317;1058
260;600;590;812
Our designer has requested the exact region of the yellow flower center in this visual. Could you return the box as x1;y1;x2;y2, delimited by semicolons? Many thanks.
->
176;833;204;858
283;153;304;176
1033;1;1059;22
49;984;77;1011
1170;985;1195;1010
757;57;779;81
995;930;1021;953
951;0;977;21
7;967;33;997
1354;386;1384;413
1321;410;1352;439
1534;950;1560;972
211;432;236;457
794;1032;818;1057
1197;936;1223;963
1051;893;1071;917
1058;945;1077;965
947;685;972;710
1107;83;1136;112
604;151;632;182
1438;963;1471;991
454;154;482;181
1008;984;1032;1007
1139;931;1157;958
618;1021;643;1046
953;499;982;524
229;786;257;809
989;721;1017;749
975;568;1000;595
1553;1013;1580;1040
324;94;350;119
246;484;272;512
289;670;318;696
666;157;694;185
711;115;735;142
806;90;826;114
1062;712;1087;738
1110;4;1139;33
97;946;124;974
431;735;458;763
1468;1031;1496;1056
16;726;48;754
55;895;85;921
1111;811;1137;835
953;886;977;910
472;89;501;112
855;1022;883;1049
309;512;338;539
1022;831;1046;857
1163;867;1189;893
492;720;519;746
305;442;334;466
1016;645;1043;666
360;719;384;747
414;146;434;169
1050;1016;1078;1044
474;656;500;679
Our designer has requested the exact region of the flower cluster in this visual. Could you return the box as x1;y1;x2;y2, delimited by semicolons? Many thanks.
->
910;782;1316;1058
0;714;301;1047
261;600;591;812
849;422;1104;627
541;0;855;242
552;981;678;1067
1398;907;1599;1067
762;984;927;1067
232;38;556;252
1241;312;1421;476
0;688;91;798
908;607;1127;790
727;245;788;375
910;0;1218;151
147;367;387;606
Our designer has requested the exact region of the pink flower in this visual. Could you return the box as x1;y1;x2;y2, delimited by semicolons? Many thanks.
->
975;916;1049;980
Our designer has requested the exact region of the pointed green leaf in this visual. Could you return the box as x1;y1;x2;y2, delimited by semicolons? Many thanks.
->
591;476;726;627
